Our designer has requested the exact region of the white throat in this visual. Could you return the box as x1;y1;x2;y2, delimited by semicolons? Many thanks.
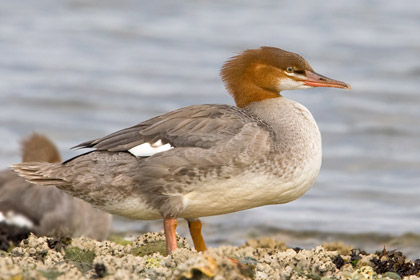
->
277;77;311;91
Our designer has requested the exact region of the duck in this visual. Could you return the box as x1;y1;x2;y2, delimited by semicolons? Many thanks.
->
1;133;111;240
12;47;350;255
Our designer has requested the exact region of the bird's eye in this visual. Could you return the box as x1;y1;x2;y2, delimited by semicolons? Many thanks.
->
286;67;294;73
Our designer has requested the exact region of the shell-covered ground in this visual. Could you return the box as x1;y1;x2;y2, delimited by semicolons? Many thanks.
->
1;232;420;280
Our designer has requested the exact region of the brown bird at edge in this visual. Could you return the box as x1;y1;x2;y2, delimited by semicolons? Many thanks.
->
12;47;350;255
1;133;111;240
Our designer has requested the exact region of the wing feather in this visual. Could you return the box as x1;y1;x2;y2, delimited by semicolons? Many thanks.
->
74;104;273;153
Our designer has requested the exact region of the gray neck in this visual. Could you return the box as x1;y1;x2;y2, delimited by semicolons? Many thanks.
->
244;97;321;157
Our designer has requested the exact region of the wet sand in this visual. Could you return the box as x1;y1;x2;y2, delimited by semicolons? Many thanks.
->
1;233;419;280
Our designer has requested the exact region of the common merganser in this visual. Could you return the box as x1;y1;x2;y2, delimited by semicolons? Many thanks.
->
1;133;111;240
12;47;350;255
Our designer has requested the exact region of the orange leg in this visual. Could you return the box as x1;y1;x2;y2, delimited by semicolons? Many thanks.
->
163;218;178;255
188;219;207;252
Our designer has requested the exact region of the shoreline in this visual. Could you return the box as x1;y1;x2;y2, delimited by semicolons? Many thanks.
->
1;232;419;279
112;224;420;260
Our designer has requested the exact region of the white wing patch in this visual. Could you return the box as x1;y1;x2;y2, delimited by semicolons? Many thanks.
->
0;211;34;228
128;139;173;157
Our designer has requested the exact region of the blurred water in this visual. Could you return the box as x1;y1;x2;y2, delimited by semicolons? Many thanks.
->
1;0;420;253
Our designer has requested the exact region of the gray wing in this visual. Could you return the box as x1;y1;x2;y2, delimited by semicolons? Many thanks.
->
74;104;273;151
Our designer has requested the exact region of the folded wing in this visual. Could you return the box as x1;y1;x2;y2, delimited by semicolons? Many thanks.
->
74;104;274;155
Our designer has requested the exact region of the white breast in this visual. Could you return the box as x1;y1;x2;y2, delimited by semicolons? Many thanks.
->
179;157;321;219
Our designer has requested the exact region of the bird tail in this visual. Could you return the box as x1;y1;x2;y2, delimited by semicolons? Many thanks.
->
10;162;68;187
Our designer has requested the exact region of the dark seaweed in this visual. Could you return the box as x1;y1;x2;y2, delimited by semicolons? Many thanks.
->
93;263;107;278
332;254;346;269
47;237;72;252
371;248;420;277
0;222;30;251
